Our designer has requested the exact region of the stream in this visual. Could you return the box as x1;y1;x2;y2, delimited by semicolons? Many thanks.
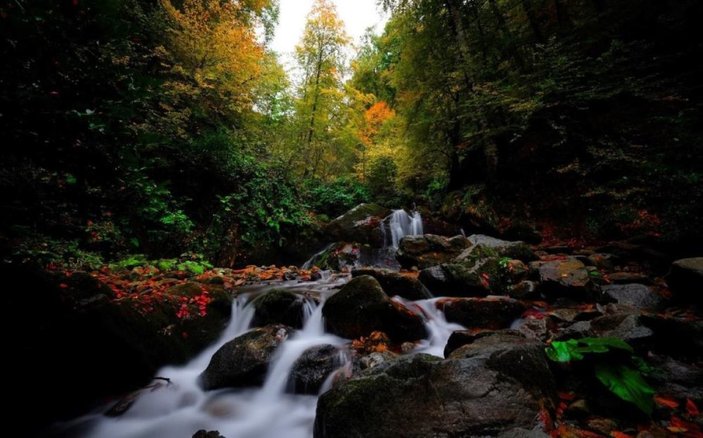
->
58;209;457;438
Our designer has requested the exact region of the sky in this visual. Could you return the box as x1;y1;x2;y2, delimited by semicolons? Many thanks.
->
270;0;388;71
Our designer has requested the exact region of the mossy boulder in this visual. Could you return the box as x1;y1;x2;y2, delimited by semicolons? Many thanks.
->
314;334;555;437
321;276;427;343
352;268;432;300
325;203;390;247
396;234;471;269
251;289;306;329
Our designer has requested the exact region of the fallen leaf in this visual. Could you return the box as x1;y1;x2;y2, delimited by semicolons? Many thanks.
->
654;394;680;409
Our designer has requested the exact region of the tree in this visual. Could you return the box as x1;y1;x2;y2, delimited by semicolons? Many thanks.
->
288;0;351;179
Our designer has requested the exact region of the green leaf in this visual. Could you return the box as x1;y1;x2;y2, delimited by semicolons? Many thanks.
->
595;363;655;414
545;337;633;363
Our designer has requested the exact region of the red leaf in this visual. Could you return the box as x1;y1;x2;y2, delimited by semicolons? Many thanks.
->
654;394;680;409
686;399;700;417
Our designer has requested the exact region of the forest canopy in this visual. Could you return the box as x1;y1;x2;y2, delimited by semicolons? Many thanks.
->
1;0;702;269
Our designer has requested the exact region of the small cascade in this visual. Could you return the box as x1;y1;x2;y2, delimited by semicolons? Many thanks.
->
387;209;423;248
392;297;465;358
301;243;335;270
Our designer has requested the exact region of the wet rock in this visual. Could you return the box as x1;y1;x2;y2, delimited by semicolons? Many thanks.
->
466;234;538;262
648;354;703;401
322;276;427;343
602;284;662;310
396;234;471;269
352;268;432;300
289;345;342;395
325;203;390;246
251;289;305;329
530;258;595;301
666;257;703;304
315;335;555;438
359;351;397;370
200;324;293;390
438;297;527;329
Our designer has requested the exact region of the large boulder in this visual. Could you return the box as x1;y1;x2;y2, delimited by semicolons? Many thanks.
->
666;257;703;304
321;276;427;343
251;289;306;329
352;268;432;300
325;204;390;247
438;297;527;329
465;234;538;262
199;324;293;390
396;234;471;269
289;344;343;395
530;257;596;301
314;333;554;437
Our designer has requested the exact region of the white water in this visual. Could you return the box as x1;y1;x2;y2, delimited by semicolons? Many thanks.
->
387;209;423;249
61;275;463;438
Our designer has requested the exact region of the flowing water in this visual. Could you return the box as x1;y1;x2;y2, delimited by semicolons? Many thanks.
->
387;209;423;249
58;226;466;438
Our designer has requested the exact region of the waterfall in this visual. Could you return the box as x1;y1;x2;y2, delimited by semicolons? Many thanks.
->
387;209;423;248
59;275;464;438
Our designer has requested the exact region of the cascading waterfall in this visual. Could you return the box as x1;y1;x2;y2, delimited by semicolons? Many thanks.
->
387;209;423;248
58;275;464;438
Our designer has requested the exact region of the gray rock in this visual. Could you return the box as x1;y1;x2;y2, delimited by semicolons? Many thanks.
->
325;203;390;247
199;325;293;390
601;283;662;309
289;345;342;395
466;234;538;262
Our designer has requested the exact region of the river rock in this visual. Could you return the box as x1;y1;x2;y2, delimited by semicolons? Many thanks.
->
530;257;595;301
352;268;432;300
325;203;390;247
396;234;471;269
200;324;293;390
192;431;225;438
464;234;538;262
321;275;427;343
601;283;662;309
251;289;306;329
289;344;342;395
438;297;527;329
666;257;703;304
315;333;554;437
419;257;525;297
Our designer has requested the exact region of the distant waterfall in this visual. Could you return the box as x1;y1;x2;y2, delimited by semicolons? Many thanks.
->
387;209;423;248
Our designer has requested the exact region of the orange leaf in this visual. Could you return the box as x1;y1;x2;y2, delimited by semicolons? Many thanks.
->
610;432;634;438
654;394;680;409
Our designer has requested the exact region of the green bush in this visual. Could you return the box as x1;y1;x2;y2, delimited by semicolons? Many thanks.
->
302;177;369;218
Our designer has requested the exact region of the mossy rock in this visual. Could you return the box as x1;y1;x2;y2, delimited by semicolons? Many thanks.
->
250;289;305;329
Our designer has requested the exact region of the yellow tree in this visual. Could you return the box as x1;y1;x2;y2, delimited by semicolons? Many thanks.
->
156;0;275;136
291;0;350;179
